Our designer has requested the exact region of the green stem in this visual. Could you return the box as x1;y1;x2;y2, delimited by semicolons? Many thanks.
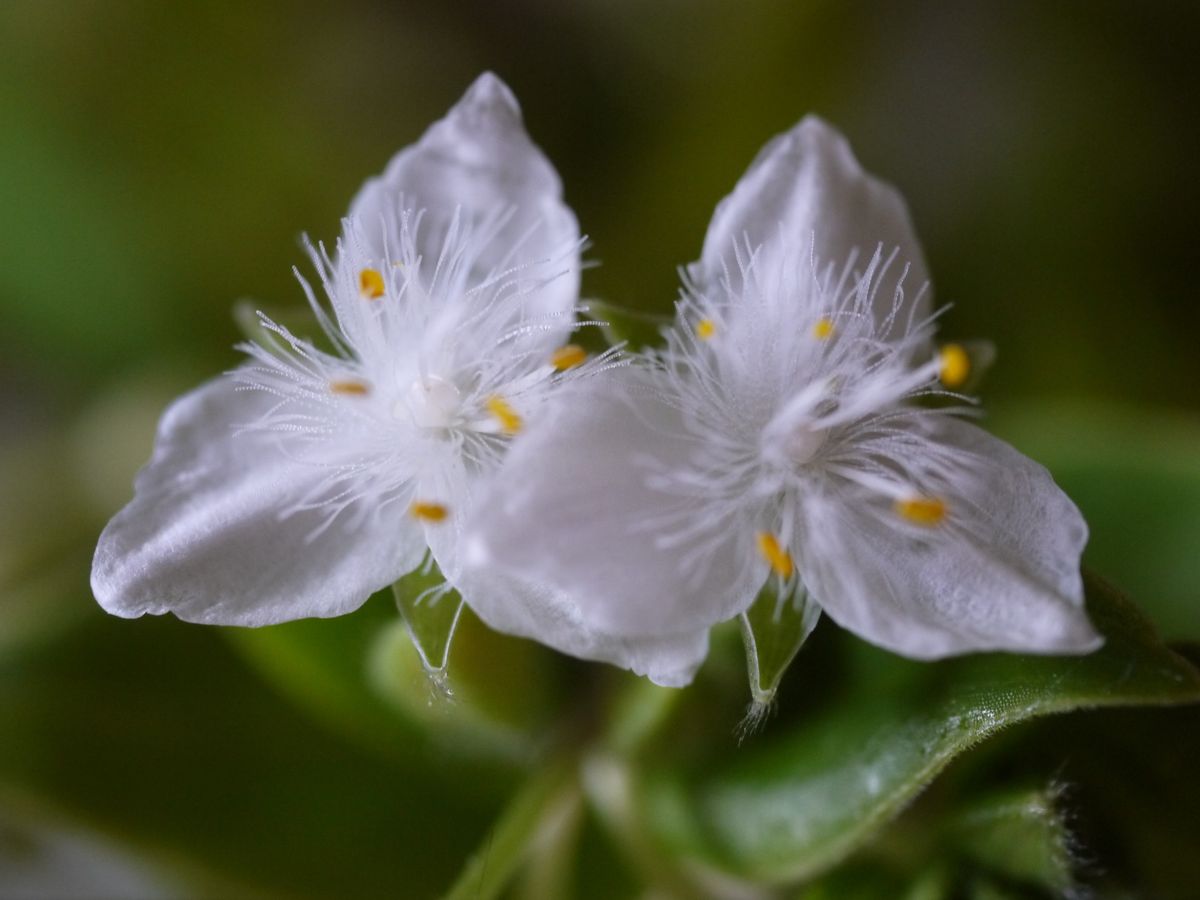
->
581;752;702;900
440;760;575;900
515;786;583;900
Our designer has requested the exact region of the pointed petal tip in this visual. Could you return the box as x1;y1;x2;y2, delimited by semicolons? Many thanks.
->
789;113;847;147
700;110;930;324
744;113;848;171
453;71;522;123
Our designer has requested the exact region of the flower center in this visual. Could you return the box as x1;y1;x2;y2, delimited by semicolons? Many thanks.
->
403;375;462;429
785;426;827;466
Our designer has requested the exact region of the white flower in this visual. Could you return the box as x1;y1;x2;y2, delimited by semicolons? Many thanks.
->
91;73;611;626
464;116;1102;686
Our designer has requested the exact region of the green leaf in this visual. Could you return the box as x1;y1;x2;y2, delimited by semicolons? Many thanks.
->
0;615;502;897
1005;694;1200;896
740;580;821;709
231;587;565;766
586;300;670;350
944;786;1073;891
226;591;432;764
641;574;1200;886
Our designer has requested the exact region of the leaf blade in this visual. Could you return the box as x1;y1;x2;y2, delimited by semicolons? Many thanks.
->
643;574;1200;884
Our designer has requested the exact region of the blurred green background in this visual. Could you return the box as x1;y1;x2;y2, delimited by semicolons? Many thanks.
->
2;1;1198;897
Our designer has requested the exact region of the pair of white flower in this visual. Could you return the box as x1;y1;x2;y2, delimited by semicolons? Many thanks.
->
92;74;1101;688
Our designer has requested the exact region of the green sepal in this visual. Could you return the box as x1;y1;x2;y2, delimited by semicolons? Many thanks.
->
371;565;567;761
739;577;821;708
392;560;465;676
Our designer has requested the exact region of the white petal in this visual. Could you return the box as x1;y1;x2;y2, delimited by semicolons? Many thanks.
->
801;417;1100;658
455;566;710;687
700;116;930;328
348;72;580;325
463;370;763;639
416;453;471;582
91;377;425;625
406;449;711;686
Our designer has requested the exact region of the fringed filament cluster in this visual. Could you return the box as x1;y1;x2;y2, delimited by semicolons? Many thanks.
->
235;206;620;539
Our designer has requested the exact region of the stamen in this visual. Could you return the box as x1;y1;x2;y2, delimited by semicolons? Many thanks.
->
550;344;588;371
696;318;716;341
359;268;385;299
756;531;794;578
486;395;522;434
812;317;835;340
894;496;948;527
409;501;449;523
939;344;970;389
330;379;370;396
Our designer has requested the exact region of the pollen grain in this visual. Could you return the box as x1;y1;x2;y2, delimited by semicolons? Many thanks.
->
330;379;370;396
812;317;836;340
756;531;795;579
359;268;386;299
551;344;588;371
409;501;449;523
696;318;716;341
894;496;948;527
486;394;523;434
939;344;970;389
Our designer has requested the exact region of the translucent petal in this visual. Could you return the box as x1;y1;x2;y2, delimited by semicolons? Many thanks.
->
455;566;711;688
91;376;425;625
348;72;580;326
464;370;763;639
700;116;931;329
801;417;1101;658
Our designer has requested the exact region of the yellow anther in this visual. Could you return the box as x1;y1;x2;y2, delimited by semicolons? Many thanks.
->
486;394;522;434
329;379;370;396
812;317;836;340
359;268;385;299
894;496;948;527
756;531;795;579
550;344;588;371
939;343;970;389
409;501;449;523
696;318;716;341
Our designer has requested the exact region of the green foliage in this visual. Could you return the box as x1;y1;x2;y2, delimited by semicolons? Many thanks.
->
0;615;500;898
945;787;1074;891
639;575;1200;886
